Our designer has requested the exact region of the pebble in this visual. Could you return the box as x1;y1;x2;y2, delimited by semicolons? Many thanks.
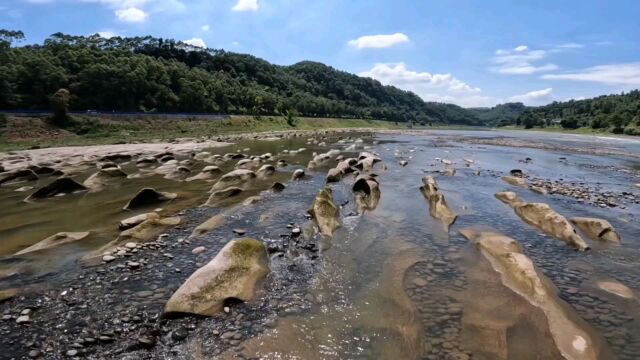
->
66;349;78;357
102;255;116;262
192;246;206;254
233;229;246;236
16;315;30;324
127;261;141;269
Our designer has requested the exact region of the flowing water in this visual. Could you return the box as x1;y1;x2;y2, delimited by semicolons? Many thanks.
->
0;130;639;359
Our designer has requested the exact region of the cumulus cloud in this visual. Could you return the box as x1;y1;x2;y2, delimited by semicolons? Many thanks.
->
542;63;640;86
508;88;554;105
491;45;558;75
116;7;147;22
232;0;258;12
359;62;494;107
183;37;207;48
348;33;409;49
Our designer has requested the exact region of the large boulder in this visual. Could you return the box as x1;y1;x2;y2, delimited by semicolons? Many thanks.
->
83;167;127;192
211;169;256;191
25;178;88;201
426;193;458;231
186;166;222;182
164;238;269;316
570;217;621;243
513;203;589;251
308;187;341;237
190;214;226;238
460;228;606;360
205;187;243;206
123;188;177;211
353;175;381;213
15;232;91;255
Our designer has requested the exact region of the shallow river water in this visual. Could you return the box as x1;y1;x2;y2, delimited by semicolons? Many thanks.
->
0;130;639;360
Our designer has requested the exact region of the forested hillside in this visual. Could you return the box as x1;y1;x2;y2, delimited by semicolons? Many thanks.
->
0;30;481;125
515;91;640;134
469;102;527;126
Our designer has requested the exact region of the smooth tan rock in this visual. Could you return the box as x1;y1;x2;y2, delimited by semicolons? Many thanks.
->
119;212;155;230
83;167;127;192
15;232;90;255
186;166;222;182
191;214;226;238
115;215;180;244
123;188;177;210
308;187;340;237
570;217;621;243
494;191;522;207
205;187;243;206
420;176;439;199
164;238;269;316
597;281;635;299
325;168;343;183
243;195;262;206
211;169;256;191
420;177;457;231
256;164;276;178
502;176;528;188
514;203;589;251
460;228;605;360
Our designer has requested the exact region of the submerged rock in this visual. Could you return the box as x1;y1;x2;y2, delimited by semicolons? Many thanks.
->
460;228;606;360
308;187;341;237
186;166;222;182
83;167;127;192
15;231;91;255
291;169;305;180
112;214;181;246
191;214;226;238
271;182;286;192
570;217;621;243
205;187;243;206
494;191;522;207
25;178;88;201
0;169;38;185
597;281;635;299
256;164;276;178
164;238;270;316
123;188;177;211
211;169;256;191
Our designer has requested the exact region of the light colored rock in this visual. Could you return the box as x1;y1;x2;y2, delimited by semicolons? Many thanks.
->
420;177;457;231
494;191;522;207
515;203;589;250
164;238;270;316
119;212;155;230
353;174;381;213
570;217;621;243
15;232;91;255
186;166;222;182
123;188;177;211
102;255;116;262
308;187;340;237
242;195;262;206
399;160;408;167
502;176;528;188
191;214;226;238
325;168;343;183
192;246;207;255
597;281;635;299
460;228;605;360
211;169;256;191
83;167;127;192
256;164;276;178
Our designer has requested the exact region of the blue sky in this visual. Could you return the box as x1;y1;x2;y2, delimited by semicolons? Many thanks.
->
2;0;640;107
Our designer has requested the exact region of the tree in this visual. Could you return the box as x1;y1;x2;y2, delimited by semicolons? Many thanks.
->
50;88;71;126
285;109;298;127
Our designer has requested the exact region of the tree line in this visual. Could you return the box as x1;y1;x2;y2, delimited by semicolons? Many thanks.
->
0;30;482;125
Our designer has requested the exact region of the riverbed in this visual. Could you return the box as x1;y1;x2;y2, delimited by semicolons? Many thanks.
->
0;129;639;359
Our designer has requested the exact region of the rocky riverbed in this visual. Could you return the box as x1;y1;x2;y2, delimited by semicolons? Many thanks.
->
1;129;639;359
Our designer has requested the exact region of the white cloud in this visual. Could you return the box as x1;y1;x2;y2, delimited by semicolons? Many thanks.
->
184;37;207;48
556;42;583;49
491;45;558;75
201;24;210;31
348;33;410;49
542;63;640;86
97;31;118;38
232;0;258;12
116;7;147;22
508;88;554;105
359;62;494;107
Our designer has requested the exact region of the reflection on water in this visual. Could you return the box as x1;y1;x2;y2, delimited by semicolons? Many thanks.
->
1;130;639;359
